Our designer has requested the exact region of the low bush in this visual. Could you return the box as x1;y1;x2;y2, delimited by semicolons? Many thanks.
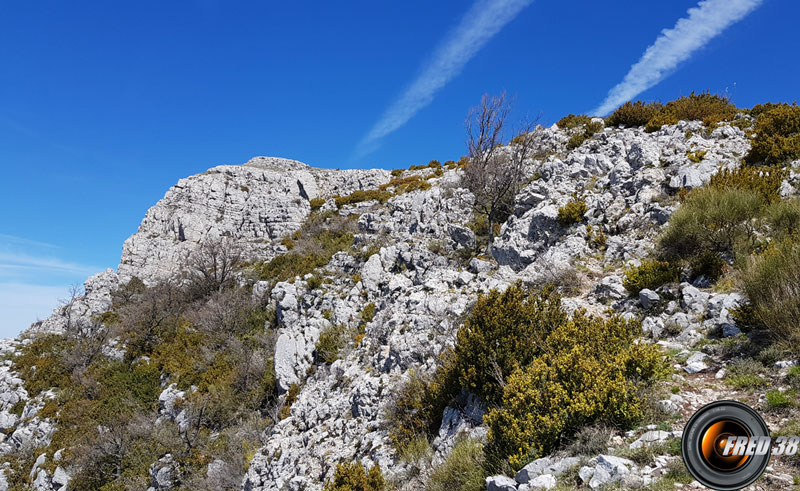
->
454;284;567;405
725;358;765;389
334;189;392;208
686;150;707;163
387;354;460;451
557;197;587;226
315;324;349;364
766;390;795;409
557;114;592;129
426;437;486;491
645;111;678;133
379;174;432;194
309;197;326;211
606;100;663;127
622;260;678;295
740;237;800;345
708;165;787;204
484;311;666;471
657;187;764;264
257;212;357;283
323;462;386;491
745;103;800;165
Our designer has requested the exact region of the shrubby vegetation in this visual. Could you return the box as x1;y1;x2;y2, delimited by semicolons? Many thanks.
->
484;310;665;470
256;211;357;284
556;114;591;129
607;92;740;133
623;260;678;295
656;165;791;280
10;240;281;489
605;101;663;128
426;437;485;491
556;196;587;226
390;284;666;476
322;462;386;491
745;103;800;165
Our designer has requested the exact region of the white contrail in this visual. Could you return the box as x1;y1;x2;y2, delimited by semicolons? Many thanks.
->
592;0;763;116
355;0;533;158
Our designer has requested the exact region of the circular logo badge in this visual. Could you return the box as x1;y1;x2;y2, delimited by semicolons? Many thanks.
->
682;400;770;490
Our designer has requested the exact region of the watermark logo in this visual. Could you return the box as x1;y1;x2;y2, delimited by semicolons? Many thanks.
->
681;400;797;490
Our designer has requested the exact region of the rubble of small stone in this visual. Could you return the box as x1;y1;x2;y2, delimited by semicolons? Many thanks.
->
2;113;800;491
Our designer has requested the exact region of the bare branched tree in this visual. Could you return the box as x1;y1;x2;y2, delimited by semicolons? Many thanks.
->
462;93;538;254
184;237;242;296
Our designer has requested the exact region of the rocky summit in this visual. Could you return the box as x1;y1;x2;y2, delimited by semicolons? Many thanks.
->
3;104;800;490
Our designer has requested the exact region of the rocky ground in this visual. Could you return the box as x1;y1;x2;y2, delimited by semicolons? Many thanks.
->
2;117;800;490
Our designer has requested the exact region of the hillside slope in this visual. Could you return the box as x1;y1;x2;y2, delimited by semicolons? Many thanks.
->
3;110;800;490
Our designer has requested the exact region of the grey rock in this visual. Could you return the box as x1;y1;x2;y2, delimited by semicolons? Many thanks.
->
449;224;477;250
527;474;556;490
595;275;627;302
469;258;493;274
639;289;660;309
486;475;518;491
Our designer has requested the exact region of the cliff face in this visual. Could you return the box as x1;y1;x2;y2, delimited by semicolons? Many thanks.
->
4;119;800;490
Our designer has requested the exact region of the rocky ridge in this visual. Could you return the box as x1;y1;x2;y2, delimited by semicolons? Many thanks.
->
3;119;800;490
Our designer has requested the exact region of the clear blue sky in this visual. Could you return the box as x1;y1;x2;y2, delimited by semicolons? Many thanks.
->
0;0;796;336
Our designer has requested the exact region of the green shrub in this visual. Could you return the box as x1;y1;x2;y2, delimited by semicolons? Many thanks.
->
454;284;567;405
606;101;663;127
652;91;739;131
745;103;800;165
765;199;800;239
740;238;800;345
687;150;707;163
334;189;392;208
315;324;348;364
787;366;800;388
379;175;432;194
391;169;404;177
14;335;75;397
387;355;460;450
557;197;587;226
323;462;386;491
557;114;591;129
622;260;678;295
564;120;602;150
484;311;666;471
725;359;765;389
657;187;764;263
279;383;301;420
426;437;486;491
766;390;795;409
645;111;678;133
309;197;326;211
566;132;588;150
708;165;788;204
360;302;376;323
257;212;356;283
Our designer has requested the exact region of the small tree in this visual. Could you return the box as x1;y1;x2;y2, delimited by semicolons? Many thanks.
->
184;237;242;295
462;93;535;254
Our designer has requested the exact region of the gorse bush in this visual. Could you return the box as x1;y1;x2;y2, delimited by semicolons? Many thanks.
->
745;103;800;165
622;260;678;295
484;311;666;471
644;111;679;133
557;197;587;226
606;100;663;127
643;91;739;132
708;165;787;204
453;284;566;406
387;353;460;451
323;462;386;491
557;114;592;129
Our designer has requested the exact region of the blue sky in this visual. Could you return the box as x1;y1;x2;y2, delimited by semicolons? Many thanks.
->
0;0;796;337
